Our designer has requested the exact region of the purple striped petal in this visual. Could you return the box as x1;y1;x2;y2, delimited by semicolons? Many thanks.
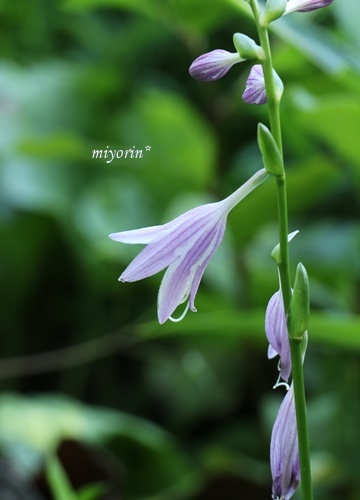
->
265;290;291;382
271;384;300;500
243;65;284;105
109;225;164;244
189;50;242;81
285;0;334;14
119;204;222;282
157;218;226;323
242;64;267;105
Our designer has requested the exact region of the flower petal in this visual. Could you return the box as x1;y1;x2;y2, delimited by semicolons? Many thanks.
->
109;225;164;244
189;222;226;311
157;218;226;323
120;204;222;283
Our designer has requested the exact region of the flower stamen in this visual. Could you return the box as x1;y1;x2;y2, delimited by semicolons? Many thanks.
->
169;301;190;323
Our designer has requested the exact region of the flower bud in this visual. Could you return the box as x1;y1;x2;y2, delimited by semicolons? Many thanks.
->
233;33;264;60
257;123;284;177
288;263;310;341
271;231;299;265
189;50;243;81
261;0;287;26
271;384;300;500
242;65;283;105
285;0;335;14
266;288;292;382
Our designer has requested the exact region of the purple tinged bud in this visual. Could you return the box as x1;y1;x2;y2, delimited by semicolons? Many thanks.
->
265;289;291;382
243;65;267;105
270;384;300;500
243;65;284;105
109;169;268;324
189;49;243;81
285;0;335;14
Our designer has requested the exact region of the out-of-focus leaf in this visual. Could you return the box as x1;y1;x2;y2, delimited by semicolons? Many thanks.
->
294;95;360;170
62;0;155;18
0;394;197;497
229;156;341;244
78;482;107;500
46;455;78;500
333;0;360;50
273;17;352;74
0;159;72;214
115;89;216;193
139;309;360;350
169;0;233;33
18;133;89;161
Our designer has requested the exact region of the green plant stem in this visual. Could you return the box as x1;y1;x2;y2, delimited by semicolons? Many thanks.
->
249;1;313;499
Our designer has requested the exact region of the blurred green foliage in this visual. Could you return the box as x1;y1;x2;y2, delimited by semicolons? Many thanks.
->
0;0;360;498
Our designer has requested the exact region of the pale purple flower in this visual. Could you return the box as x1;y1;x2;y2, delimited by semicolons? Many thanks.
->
189;49;243;81
265;288;291;382
110;169;268;324
270;384;300;500
285;0;334;14
242;65;284;105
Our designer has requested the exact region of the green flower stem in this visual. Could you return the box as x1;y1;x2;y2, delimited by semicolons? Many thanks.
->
249;1;313;499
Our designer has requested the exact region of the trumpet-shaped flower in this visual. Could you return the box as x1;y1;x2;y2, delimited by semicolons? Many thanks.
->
285;0;334;14
189;49;244;81
242;65;284;105
265;288;291;382
270;384;300;500
110;169;268;324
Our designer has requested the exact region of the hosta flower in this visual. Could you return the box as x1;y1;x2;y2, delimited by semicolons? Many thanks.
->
265;288;291;382
270;384;300;500
242;65;283;105
189;49;244;81
285;0;334;14
110;169;268;324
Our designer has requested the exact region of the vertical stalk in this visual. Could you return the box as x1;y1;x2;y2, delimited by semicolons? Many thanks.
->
249;1;313;499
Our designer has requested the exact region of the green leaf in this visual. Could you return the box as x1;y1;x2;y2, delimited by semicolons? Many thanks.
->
138;309;360;351
78;482;107;500
46;455;78;500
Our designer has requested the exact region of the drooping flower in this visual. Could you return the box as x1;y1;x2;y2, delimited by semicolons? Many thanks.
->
110;169;268;324
285;0;335;14
242;65;284;105
189;49;244;81
265;287;291;383
270;384;300;500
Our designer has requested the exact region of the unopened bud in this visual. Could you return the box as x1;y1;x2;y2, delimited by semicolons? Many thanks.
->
288;262;310;341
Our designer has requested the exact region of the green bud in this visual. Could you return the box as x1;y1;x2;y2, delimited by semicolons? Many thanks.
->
257;123;284;177
288;263;310;341
261;0;287;26
233;33;264;61
271;230;299;264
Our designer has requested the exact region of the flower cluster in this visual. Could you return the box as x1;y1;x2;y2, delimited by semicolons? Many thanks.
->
189;0;334;105
110;1;331;498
